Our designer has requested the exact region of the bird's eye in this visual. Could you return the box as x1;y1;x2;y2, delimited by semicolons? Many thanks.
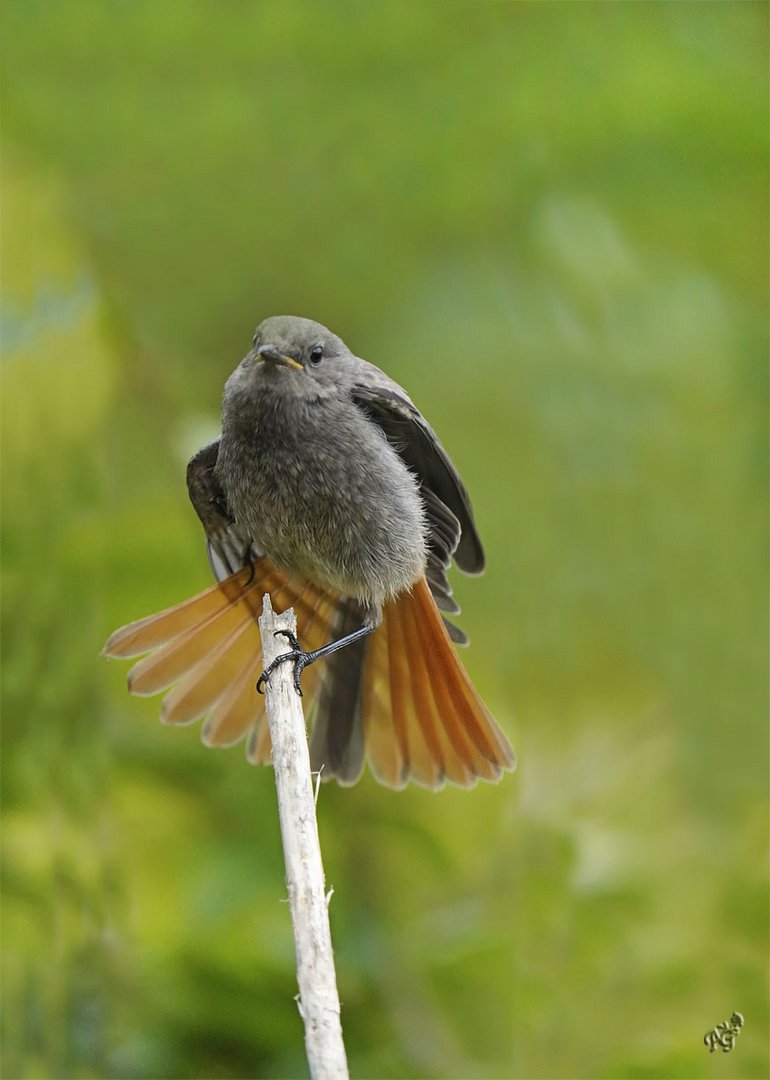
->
309;345;324;364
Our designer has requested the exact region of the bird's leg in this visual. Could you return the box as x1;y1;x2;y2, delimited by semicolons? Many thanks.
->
257;624;375;696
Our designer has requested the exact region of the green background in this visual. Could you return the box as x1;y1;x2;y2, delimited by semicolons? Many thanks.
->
2;3;767;1077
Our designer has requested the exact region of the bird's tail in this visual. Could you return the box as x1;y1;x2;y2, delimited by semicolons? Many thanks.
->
103;561;514;789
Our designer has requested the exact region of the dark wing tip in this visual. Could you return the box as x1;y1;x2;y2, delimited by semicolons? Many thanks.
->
455;529;485;575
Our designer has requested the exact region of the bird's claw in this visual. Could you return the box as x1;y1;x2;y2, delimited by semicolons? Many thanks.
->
274;628;301;652
256;629;311;696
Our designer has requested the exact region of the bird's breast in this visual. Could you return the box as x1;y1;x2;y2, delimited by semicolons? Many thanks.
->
216;391;427;603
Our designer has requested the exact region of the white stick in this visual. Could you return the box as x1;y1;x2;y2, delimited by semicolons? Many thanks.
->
258;594;349;1080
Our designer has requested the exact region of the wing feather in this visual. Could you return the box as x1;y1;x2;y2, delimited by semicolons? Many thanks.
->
350;378;484;573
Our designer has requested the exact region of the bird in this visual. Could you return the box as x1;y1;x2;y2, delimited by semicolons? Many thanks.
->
103;315;515;790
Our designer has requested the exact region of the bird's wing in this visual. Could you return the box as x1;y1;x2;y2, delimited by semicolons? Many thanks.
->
186;439;255;581
349;368;484;574
350;366;485;643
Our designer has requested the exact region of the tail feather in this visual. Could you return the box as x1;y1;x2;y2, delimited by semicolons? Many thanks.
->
204;581;337;756
411;585;503;783
104;562;515;789
128;601;255;698
396;594;449;788
160;572;303;730
309;602;368;785
159;618;258;726
385;600;413;784
202;656;264;747
406;595;476;787
246;715;272;765
103;568;256;659
127;566;288;702
412;577;514;773
358;579;514;789
361;616;406;789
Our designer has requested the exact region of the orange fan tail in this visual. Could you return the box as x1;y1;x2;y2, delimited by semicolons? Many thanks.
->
103;558;337;757
104;567;515;789
356;577;514;790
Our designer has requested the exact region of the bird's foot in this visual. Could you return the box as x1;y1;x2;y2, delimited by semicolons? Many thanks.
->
257;629;319;696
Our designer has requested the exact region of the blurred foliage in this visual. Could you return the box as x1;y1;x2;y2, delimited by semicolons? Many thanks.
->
1;3;767;1078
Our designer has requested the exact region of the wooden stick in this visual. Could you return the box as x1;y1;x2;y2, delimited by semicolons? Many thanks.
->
258;594;349;1080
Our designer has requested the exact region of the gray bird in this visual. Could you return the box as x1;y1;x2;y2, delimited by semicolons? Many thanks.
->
104;316;515;789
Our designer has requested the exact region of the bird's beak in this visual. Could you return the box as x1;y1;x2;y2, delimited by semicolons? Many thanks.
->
255;344;304;371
